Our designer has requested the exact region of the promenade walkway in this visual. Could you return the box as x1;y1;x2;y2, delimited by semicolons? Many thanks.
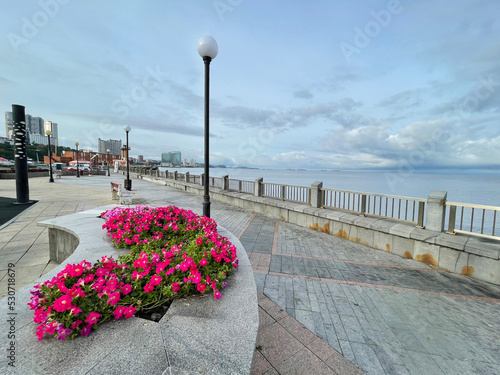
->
1;174;499;375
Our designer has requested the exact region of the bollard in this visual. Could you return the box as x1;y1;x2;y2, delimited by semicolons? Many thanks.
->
12;104;30;204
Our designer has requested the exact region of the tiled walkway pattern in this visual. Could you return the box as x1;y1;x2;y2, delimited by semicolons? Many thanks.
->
241;215;500;375
1;175;500;374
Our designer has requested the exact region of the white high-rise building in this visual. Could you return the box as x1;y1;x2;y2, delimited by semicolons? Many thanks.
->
98;138;122;156
5;111;52;144
5;112;13;139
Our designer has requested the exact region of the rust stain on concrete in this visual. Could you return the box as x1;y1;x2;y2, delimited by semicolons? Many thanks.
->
322;223;331;234
280;216;286;222
310;222;331;235
415;253;438;266
336;229;348;239
403;251;413;259
386;244;391;253
462;266;474;277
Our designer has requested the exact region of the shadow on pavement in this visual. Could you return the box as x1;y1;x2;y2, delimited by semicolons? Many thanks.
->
0;197;37;226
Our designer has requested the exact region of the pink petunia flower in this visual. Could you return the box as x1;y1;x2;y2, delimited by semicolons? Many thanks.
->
113;306;124;319
124;306;136;319
121;284;132;295
197;283;207;293
199;258;208;267
57;328;72;341
150;275;162;286
81;324;92;337
84;273;95;284
107;292;121;306
143;283;154;293
45;321;57;335
86;312;100;325
172;283;181;293
70;305;82;315
214;290;222;299
53;295;73;312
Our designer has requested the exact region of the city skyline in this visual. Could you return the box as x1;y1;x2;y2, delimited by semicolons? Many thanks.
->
1;1;499;172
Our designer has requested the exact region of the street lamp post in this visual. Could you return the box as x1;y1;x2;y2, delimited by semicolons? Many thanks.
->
75;142;80;178
45;129;54;183
197;35;218;218
107;149;110;176
124;125;131;190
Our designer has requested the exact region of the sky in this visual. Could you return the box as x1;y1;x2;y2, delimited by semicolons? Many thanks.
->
1;0;500;172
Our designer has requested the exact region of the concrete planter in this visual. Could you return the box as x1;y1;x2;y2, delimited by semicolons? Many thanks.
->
0;205;258;374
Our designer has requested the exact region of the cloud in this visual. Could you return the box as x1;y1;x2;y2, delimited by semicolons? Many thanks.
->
378;88;423;109
216;98;363;130
317;116;500;170
293;89;313;99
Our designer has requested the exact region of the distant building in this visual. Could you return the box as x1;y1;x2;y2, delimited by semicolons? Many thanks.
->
98;138;122;156
138;155;144;162
4;112;13;139
161;151;181;167
5;111;58;147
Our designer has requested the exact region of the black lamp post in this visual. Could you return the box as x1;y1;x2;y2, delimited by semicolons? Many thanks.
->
45;129;54;183
197;35;218;218
124;125;131;190
107;149;110;176
75;142;80;178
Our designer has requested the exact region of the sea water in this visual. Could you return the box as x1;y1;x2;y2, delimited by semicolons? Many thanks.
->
159;167;500;207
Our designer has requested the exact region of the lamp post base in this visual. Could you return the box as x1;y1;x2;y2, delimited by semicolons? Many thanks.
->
202;197;210;218
124;179;132;191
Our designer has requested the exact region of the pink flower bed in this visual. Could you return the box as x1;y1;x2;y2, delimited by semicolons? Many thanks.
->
28;206;238;340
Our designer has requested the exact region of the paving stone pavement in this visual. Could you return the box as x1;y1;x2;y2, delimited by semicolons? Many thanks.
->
1;174;500;375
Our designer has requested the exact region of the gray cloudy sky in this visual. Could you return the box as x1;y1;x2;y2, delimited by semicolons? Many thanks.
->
1;0;500;171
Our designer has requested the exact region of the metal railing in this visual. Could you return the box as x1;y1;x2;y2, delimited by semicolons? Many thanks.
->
228;179;254;194
262;182;311;205
322;188;425;226
210;176;223;188
446;202;500;240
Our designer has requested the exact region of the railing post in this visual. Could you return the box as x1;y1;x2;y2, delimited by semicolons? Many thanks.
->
360;194;367;215
426;191;447;232
239;180;242;192
281;185;286;201
310;181;323;208
185;172;190;183
200;173;205;186
417;201;425;228
222;175;229;190
254;177;263;197
173;171;178;181
447;205;456;233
